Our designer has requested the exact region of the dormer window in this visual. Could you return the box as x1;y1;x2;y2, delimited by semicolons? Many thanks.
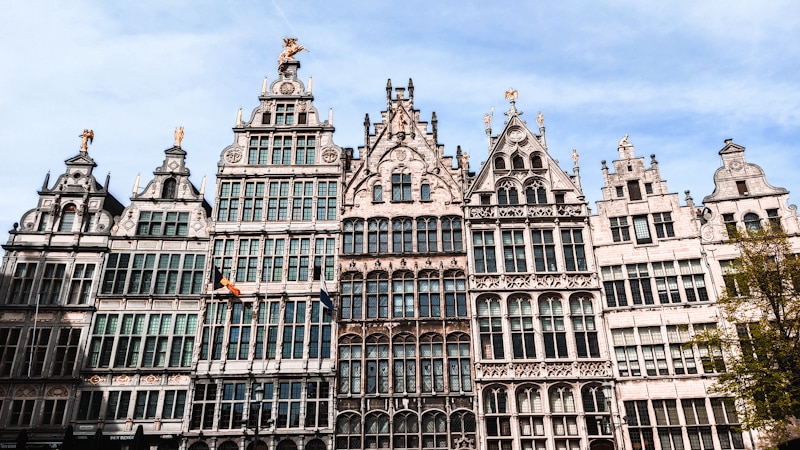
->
627;180;642;201
261;112;271;125
498;187;519;205
736;181;748;196
59;204;77;232
275;104;295;125
391;173;411;201
162;178;177;199
531;154;544;169
494;157;506;170
512;156;524;169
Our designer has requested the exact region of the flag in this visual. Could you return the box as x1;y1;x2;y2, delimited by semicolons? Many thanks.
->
212;267;241;296
319;276;335;311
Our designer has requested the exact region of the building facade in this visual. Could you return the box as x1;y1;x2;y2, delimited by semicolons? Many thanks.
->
2;49;798;450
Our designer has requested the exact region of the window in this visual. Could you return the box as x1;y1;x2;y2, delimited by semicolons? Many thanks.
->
236;240;259;282
343;218;364;254
372;184;383;202
494;157;506;170
525;182;547;204
444;270;467;317
485;387;512;450
549;386;579;437
40;263;66;304
217;182;241;221
422;411;448;449
200;302;227;361
531;154;543;168
421;182;431;201
417;217;438;252
743;213;761;231
615;186;624;198
602;265;628;307
340;273;363;320
610;217;631;242
767;208;781;230
77;391;103;421
627;180;642;200
242;182;265;221
420;334;445;393
134;390;160;419
613;328;640;376
625;400;655;450
249;382;274;428
392;271;415;318
161;178;177;199
392;173;411;201
696;323;725;373
103;253;205;295
106;391;132;420
509;296;536;359
338;336;362;394
720;260;748;297
255;301;280;360
441;216;463;251
364;412;390;449
633;215;652;244
644;182;653;194
653;399;684;450
502;230;527;272
249;136;270;164
540;297;568;358
291;181;314;220
478;298;504;359
295;136;315;164
314;237;336;282
271;136;292;164
473;231;497;273
58;204;77;232
282;301;306;359
297;112;307;124
562;230;587;271
227;303;253;360
639;326;668;375
582;385;611;436
52;328;81;376
316;181;337;220
37;212;50;231
736;180;748;195
392;218;413;252
447;333;472;392
667;325;697;375
287;238;311;281
190;384;217;430
25;327;51;376
365;335;389;394
653;261;680;303
305;382;329;428
162;390;187;420
517;386;545;442
498;186;519;205
9;262;37;304
653;212;675;238
336;412;362;450
571;297;600;357
418;271;440;318
712;398;745;450
393;334;416;393
275;104;295;125
512;155;525;169
683;399;714;450
0;329;21;376
723;213;737;237
366;273;389;319
627;263;654;305
67;263;95;304
277;382;302;427
267;181;289;220
531;230;556;271
679;259;709;302
261;238;285;282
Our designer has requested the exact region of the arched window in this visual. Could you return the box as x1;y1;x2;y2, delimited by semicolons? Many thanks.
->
393;334;416;393
582;384;612;436
549;385;579;438
218;442;238;450
418;271;440;318
58;204;77;232
498;187;519;205
743;213;761;231
393;411;419;449
367;218;388;253
420;334;445;393
450;410;477;447
512;155;525;169
571;296;600;358
373;184;383;202
343;219;364;254
441;216;463;252
340;273;363;320
335;412;362;450
443;270;467;317
365;335;389;394
485;387;512;448
478;298;504;359
494;157;506;170
338;335;362;394
446;333;472;392
392;218;413;252
366;272;389;319
509;296;536;359
417;217;438;252
305;440;326;450
540;297;568;358
517;385;545;440
525;180;547;204
531;154;544;169
189;443;209;450
276;440;296;450
364;412;390;449
162;178;177;199
422;411;448;449
392;271;415;318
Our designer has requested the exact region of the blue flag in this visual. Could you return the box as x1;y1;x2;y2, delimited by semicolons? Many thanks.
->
320;277;335;311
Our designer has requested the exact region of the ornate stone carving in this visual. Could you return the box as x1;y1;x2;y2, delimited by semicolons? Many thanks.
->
114;374;132;385
479;363;508;378
142;374;162;385
279;82;295;95
45;385;71;397
14;385;40;397
321;147;339;163
224;147;243;164
169;374;190;384
85;375;106;385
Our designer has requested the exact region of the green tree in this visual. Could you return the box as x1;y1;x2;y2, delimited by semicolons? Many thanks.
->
698;228;800;442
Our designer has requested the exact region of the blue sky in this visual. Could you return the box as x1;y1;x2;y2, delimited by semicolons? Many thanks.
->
2;1;799;242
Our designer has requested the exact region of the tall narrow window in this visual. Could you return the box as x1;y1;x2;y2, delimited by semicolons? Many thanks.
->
391;173;412;201
571;296;599;358
366;273;389;319
602;266;627;307
59;204;77;232
736;180;748;195
472;231;497;273
723;213;737;238
502;230;527;272
610;217;631;242
316;181;337;220
632;216;652;244
392;218;413;252
532;230;556;272
627;263;654;305
367;218;389;253
562;230;587;271
343;219;364;254
372;184;383;202
540;297;568;358
512;155;525;169
509;296;536;359
392;271;415;318
417;217;438;252
393;334;416;393
295;136;315;164
162;178;177;199
627;180;642;200
365;336;389;394
420;334;445;393
337;336;362;394
271;136;292;164
418;271;440;318
652;212;675;238
340;273;363;320
743;213;761;232
441;217;463;252
478;298;504;359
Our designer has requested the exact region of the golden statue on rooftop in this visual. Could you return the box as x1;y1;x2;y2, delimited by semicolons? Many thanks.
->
79;129;94;153
174;126;184;147
504;88;518;101
278;37;307;71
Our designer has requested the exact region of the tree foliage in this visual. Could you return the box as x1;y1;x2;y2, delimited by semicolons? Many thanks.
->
698;227;800;437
